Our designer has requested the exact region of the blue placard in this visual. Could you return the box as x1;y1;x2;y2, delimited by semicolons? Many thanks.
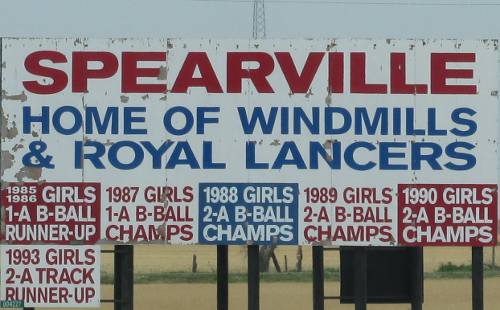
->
198;183;299;245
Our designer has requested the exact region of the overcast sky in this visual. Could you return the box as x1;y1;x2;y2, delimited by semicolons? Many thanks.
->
1;0;500;38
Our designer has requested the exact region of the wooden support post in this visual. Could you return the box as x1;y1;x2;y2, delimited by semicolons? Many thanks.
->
192;254;198;273
217;245;229;310
296;246;303;272
270;252;281;272
312;246;324;310
492;246;496;269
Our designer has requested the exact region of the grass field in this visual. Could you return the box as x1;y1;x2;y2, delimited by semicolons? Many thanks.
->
49;278;500;310
32;244;500;309
101;244;500;274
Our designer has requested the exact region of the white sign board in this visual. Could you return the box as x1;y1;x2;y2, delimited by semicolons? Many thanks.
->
0;245;100;307
0;38;498;246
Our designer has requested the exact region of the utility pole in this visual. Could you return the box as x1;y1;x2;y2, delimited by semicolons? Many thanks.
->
252;0;266;39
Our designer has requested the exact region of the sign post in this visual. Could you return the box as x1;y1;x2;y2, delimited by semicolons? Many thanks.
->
472;247;484;310
411;247;424;310
354;247;367;310
312;246;324;310
114;245;133;310
217;245;229;310
248;245;260;310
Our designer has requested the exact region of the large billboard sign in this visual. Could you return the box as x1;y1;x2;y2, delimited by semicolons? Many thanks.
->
0;38;498;246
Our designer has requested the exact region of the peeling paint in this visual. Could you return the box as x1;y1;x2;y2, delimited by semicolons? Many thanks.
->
325;92;332;106
14;166;43;182
120;95;129;103
0;181;11;191
142;94;149;100
157;66;167;80
270;139;280;146
2;90;27;102
104;139;114;146
326;41;336;51
322;139;337;150
1;207;6;236
11;144;23;152
1;110;18;139
1;151;14;176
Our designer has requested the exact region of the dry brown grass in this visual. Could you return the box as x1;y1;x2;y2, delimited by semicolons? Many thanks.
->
48;278;500;310
101;244;500;274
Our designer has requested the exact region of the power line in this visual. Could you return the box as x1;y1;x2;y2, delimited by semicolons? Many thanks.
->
193;0;500;6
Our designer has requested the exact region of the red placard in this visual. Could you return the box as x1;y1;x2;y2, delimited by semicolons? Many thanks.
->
398;184;497;246
1;183;100;245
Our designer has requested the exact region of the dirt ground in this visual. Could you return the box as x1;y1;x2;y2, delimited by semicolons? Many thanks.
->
50;278;500;310
101;244;500;273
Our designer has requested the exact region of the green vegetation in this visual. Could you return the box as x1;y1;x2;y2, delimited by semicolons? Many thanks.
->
437;262;472;273
430;262;500;279
102;268;340;284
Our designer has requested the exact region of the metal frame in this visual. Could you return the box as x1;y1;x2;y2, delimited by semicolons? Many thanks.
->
21;244;487;310
312;246;428;310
